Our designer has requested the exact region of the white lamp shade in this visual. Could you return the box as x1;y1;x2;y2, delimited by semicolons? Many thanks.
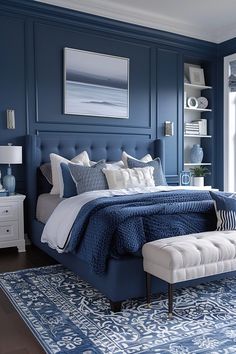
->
0;146;22;164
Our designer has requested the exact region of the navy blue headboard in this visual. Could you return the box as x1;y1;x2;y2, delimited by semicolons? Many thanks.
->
26;133;164;233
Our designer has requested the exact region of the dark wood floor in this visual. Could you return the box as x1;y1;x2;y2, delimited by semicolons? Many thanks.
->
0;245;57;354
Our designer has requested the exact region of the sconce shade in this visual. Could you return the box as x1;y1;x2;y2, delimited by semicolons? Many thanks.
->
0;146;22;164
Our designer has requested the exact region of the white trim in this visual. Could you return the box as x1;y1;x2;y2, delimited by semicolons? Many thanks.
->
34;0;232;43
223;54;236;192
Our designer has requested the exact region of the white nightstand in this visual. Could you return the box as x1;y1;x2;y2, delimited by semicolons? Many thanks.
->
0;194;26;252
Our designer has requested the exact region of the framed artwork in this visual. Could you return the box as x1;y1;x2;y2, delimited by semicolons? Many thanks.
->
189;66;205;86
64;48;129;118
179;171;191;186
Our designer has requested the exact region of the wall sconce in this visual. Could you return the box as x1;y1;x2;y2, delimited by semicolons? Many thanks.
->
6;109;15;129
164;121;174;136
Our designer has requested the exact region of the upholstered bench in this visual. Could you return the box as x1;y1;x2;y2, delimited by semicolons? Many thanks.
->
142;230;236;317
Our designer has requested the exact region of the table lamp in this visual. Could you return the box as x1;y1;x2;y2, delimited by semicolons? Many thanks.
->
0;144;22;195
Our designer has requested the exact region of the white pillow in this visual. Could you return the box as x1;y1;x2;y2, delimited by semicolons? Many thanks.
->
103;166;155;189
121;152;153;168
105;160;125;170
50;151;90;195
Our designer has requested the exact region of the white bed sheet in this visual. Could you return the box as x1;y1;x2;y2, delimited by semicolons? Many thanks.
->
41;186;213;253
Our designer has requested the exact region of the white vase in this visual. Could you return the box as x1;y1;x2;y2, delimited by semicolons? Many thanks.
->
193;176;204;187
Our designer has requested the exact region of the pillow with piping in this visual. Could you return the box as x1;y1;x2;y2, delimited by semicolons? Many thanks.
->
50;151;90;195
127;157;167;186
121;151;152;168
68;160;108;195
210;191;236;230
103;166;155;189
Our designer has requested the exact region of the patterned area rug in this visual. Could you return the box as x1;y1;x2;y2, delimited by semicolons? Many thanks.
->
1;265;236;353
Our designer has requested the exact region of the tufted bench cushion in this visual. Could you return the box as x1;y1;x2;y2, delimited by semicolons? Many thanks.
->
143;230;236;284
142;230;236;315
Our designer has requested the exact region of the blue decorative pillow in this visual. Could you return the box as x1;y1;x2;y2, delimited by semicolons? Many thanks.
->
68;160;108;195
210;191;236;230
60;163;77;198
127;157;167;186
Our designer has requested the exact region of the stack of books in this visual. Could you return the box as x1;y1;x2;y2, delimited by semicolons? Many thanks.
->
184;119;207;136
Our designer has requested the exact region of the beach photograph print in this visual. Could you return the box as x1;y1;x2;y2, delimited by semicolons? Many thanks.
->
64;48;129;118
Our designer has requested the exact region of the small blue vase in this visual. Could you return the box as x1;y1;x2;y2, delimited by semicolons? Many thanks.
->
190;144;203;163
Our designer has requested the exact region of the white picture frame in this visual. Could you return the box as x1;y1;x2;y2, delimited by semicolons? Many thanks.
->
64;48;129;118
189;67;205;86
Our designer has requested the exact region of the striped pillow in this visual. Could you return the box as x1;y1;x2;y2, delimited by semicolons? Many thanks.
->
210;191;236;230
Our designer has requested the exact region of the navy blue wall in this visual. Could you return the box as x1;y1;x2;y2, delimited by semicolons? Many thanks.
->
0;0;218;191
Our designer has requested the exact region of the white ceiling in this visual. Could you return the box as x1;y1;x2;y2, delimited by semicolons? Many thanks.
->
35;0;236;43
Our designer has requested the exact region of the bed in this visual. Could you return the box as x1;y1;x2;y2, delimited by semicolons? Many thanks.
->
26;133;217;311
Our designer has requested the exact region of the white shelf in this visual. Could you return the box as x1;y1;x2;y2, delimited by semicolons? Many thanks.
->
184;163;212;166
184;134;212;138
184;107;212;112
184;83;212;90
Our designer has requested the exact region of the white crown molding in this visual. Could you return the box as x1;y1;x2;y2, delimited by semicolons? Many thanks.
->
35;0;235;43
214;24;236;44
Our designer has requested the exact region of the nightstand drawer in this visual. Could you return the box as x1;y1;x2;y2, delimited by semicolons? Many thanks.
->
0;221;18;241
0;203;18;221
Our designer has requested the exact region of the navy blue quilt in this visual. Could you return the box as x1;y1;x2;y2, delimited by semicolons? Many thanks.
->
65;190;217;274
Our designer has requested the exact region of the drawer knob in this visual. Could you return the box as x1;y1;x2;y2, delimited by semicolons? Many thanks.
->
6;229;9;233
5;210;8;213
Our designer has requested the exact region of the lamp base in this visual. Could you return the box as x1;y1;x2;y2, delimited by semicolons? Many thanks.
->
3;166;15;195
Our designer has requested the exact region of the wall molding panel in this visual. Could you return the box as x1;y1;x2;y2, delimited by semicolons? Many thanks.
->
0;0;219;186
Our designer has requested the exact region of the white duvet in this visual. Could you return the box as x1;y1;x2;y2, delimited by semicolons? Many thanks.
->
41;185;212;252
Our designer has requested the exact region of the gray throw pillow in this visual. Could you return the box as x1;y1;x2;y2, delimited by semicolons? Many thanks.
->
127;157;167;186
39;162;52;185
68;160;108;195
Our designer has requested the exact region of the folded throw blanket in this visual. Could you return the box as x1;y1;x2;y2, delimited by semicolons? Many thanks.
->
66;190;217;274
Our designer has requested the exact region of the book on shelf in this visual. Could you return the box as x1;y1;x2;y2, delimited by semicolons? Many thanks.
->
184;119;207;136
192;119;207;135
184;122;200;135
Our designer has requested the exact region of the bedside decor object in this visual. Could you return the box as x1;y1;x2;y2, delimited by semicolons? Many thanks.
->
197;96;208;109
189;67;205;86
0;171;7;196
179;171;191;186
190;144;203;163
0;144;22;195
187;97;198;109
190;166;210;187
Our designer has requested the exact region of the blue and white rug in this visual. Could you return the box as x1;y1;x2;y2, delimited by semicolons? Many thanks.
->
1;265;236;353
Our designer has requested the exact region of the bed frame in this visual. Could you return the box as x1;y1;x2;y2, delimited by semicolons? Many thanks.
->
26;133;167;310
26;133;235;311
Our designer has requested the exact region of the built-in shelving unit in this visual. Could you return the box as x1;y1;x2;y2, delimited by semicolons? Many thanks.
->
184;83;212;90
184;134;212;138
184;107;212;112
184;62;213;185
184;162;212;166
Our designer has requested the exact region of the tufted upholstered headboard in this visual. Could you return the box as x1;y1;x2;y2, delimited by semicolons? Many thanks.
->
26;133;164;233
